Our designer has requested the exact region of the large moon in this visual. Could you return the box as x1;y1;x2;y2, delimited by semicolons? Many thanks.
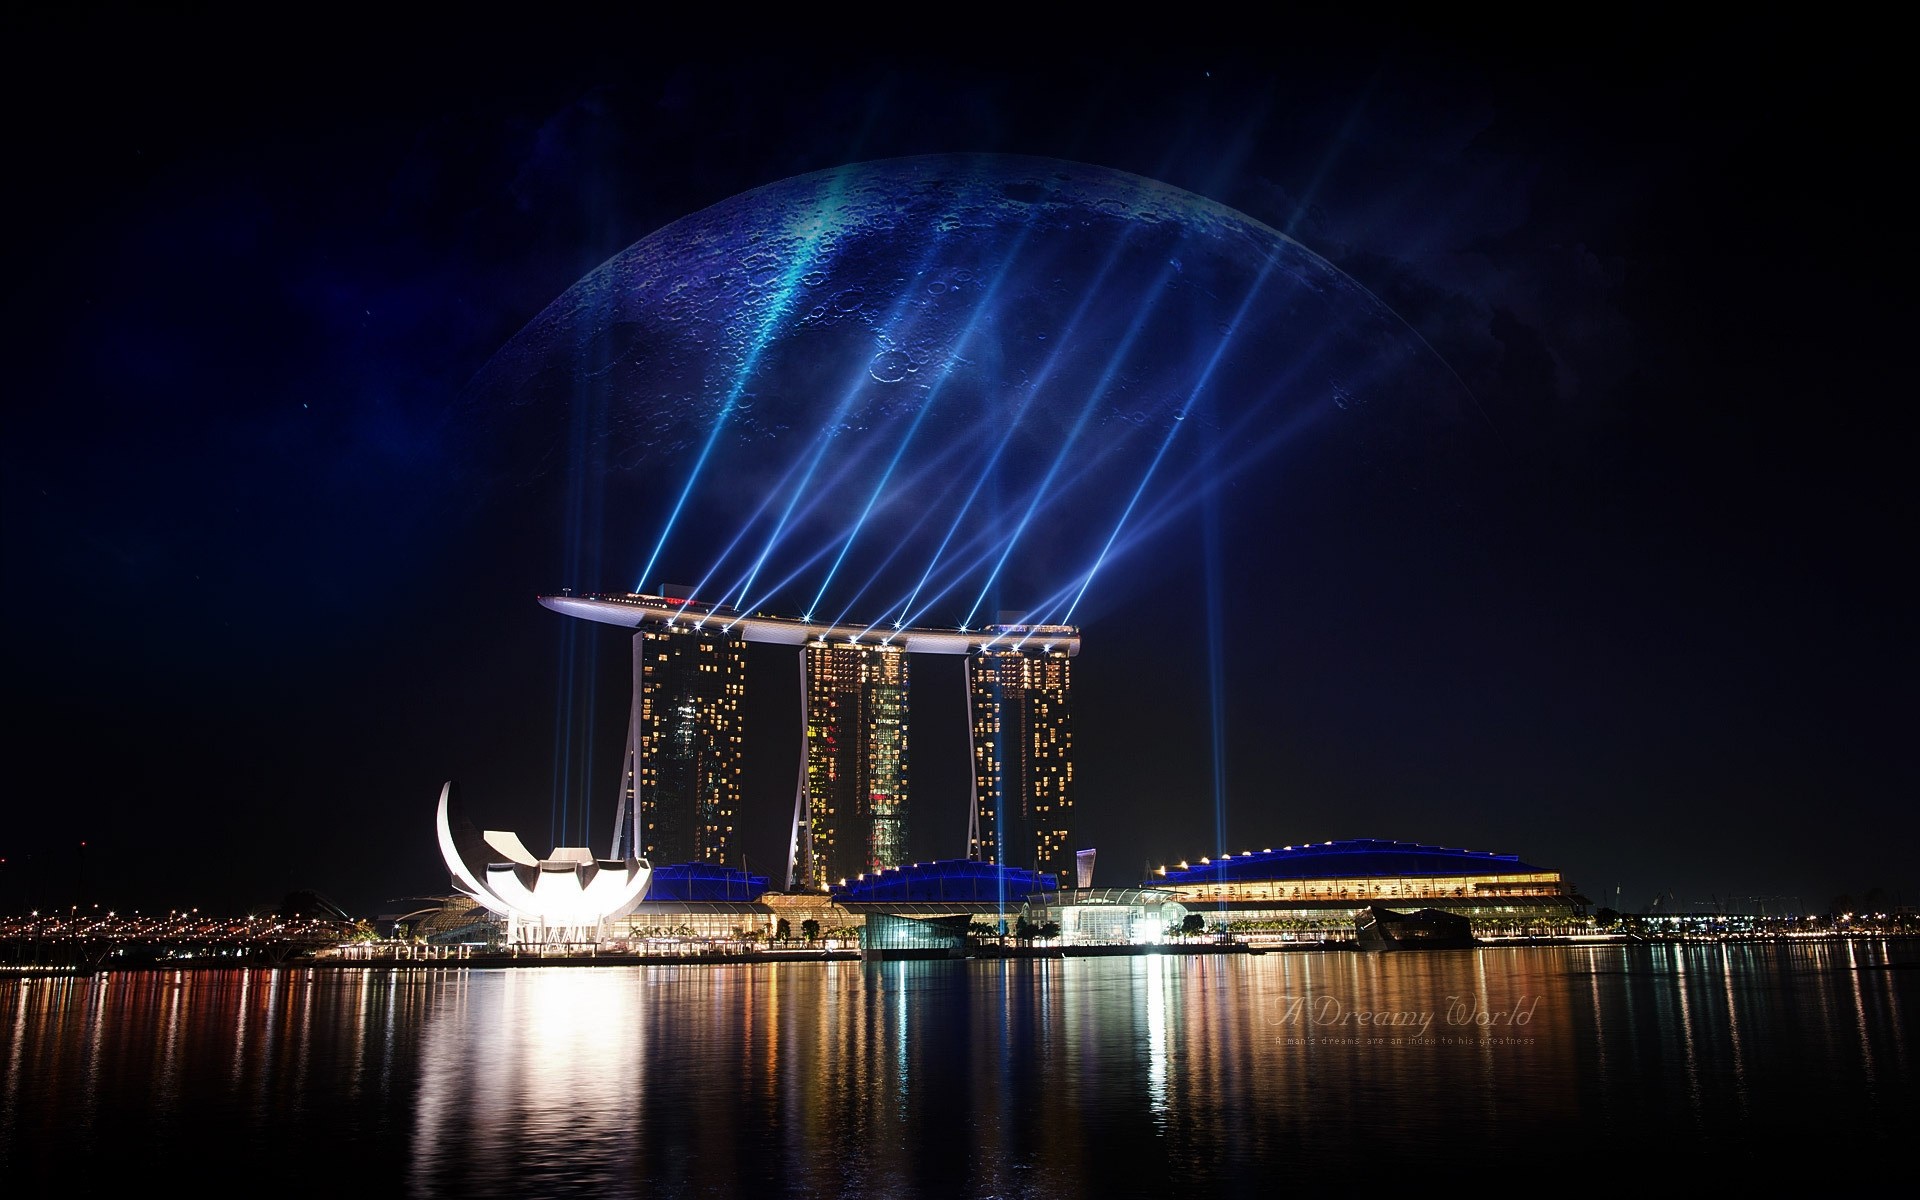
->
465;153;1479;629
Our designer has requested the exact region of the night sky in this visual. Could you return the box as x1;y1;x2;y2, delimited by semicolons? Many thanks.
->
4;14;1910;920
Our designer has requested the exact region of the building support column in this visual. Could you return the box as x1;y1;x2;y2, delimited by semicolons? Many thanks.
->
609;629;645;860
786;646;815;890
965;656;980;860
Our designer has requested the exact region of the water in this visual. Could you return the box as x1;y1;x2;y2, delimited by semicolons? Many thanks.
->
4;941;1913;1196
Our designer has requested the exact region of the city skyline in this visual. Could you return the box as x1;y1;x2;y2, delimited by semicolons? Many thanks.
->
4;16;1911;920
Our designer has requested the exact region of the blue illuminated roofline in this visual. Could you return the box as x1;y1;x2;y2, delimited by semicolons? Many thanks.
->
540;592;1079;656
644;862;772;903
1152;838;1541;885
829;858;1061;904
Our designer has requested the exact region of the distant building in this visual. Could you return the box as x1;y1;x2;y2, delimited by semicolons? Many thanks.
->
1147;838;1587;934
969;624;1076;884
831;863;1186;948
1029;887;1190;945
620;862;771;942
833;858;1056;935
799;641;909;889
609;588;745;865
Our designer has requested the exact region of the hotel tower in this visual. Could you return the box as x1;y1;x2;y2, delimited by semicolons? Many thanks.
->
608;590;745;865
797;641;909;889
540;592;1078;889
967;621;1076;883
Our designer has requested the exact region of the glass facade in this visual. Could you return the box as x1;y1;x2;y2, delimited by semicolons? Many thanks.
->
858;912;970;957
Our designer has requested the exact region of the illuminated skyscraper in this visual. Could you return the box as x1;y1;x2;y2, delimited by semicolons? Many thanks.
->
539;591;1080;890
968;623;1075;883
796;642;909;889
609;597;745;865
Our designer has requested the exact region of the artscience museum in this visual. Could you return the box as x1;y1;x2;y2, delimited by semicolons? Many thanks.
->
435;781;653;944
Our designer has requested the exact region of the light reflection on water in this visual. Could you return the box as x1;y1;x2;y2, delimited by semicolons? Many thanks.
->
1;942;1912;1195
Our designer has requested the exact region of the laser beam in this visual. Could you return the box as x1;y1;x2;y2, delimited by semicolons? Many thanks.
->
637;174;851;592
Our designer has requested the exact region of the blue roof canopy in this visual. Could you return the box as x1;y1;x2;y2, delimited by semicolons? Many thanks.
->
1151;839;1538;886
645;863;771;902
832;859;1058;904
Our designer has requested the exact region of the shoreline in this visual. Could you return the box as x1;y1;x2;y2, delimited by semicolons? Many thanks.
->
6;932;1916;978
3;940;1286;977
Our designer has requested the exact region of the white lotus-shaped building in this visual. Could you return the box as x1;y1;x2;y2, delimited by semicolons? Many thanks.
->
435;781;652;944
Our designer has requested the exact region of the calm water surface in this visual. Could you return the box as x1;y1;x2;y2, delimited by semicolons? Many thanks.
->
3;941;1913;1196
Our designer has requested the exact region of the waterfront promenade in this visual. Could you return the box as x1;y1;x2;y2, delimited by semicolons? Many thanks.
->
4;904;1912;977
7;924;1912;978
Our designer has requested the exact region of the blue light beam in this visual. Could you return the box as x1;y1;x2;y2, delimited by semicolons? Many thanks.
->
637;176;851;592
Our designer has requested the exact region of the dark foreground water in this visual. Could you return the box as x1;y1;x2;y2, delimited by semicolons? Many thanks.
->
3;941;1913;1196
